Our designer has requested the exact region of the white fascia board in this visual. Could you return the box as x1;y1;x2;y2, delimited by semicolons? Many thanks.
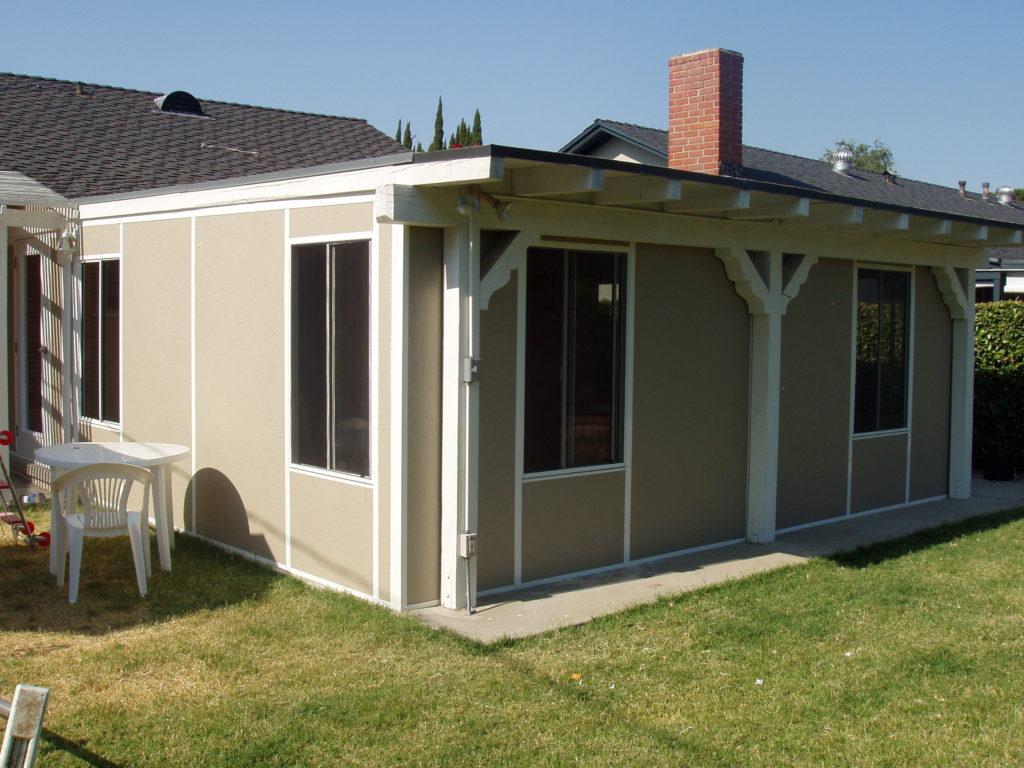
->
76;156;506;222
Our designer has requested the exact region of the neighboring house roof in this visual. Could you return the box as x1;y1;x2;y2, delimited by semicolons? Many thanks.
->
983;247;1024;268
562;119;1024;228
0;73;406;199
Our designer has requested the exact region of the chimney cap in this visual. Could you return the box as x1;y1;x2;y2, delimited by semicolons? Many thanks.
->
669;46;744;60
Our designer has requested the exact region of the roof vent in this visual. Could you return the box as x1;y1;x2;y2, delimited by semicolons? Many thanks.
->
831;146;853;175
958;180;967;197
154;91;206;117
997;186;1015;205
982;182;991;201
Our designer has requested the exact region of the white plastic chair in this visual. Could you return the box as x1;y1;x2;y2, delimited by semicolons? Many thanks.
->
52;463;153;604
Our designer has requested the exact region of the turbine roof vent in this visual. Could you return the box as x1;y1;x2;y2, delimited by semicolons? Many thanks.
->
831;146;854;175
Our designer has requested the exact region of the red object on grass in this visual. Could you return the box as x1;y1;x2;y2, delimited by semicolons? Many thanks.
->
35;531;51;547
0;430;12;446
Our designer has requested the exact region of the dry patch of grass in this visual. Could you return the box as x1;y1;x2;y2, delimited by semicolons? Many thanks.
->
3;507;1024;767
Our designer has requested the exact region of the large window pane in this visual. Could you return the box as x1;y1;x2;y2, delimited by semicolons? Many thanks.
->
81;259;120;423
292;244;329;468
291;241;370;477
101;260;120;423
330;242;370;477
524;247;626;473
567;253;623;467
25;253;42;433
855;268;908;433
82;261;100;420
524;249;565;473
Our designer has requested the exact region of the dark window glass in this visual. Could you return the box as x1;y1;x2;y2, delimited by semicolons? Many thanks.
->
101;261;120;423
25;254;42;433
855;268;908;433
81;260;120;423
291;241;370;476
524;247;625;473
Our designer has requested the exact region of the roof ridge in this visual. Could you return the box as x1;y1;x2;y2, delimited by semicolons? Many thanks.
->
595;118;661;131
593;120;989;197
0;71;369;123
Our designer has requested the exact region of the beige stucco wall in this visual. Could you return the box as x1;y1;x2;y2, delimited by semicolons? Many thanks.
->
909;267;952;501
851;433;908;513
290;472;374;594
477;272;518;591
78;422;121;442
777;258;853;529
121;218;193;527
190;210;286;561
521;470;625;582
289;203;373;239
405;227;443;605
81;224;120;256
629;244;749;558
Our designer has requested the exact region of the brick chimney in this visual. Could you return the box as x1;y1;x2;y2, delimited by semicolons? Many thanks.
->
668;48;743;176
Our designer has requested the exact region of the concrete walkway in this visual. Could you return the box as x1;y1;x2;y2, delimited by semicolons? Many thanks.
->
413;478;1024;643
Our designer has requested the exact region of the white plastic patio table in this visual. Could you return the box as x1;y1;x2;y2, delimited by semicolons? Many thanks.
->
35;442;190;576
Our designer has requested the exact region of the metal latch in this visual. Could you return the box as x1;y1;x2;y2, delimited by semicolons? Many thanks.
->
462;357;481;383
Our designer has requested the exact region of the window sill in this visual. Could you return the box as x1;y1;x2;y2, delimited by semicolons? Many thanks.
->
852;428;909;440
289;463;373;488
79;417;122;431
523;463;626;482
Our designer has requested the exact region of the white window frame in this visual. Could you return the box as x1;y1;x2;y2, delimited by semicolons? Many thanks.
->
78;254;122;428
287;234;374;482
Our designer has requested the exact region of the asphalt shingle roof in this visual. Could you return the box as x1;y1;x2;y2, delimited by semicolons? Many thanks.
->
566;119;1024;228
0;73;406;199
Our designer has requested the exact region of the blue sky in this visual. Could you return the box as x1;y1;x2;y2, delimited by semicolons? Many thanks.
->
5;0;1021;189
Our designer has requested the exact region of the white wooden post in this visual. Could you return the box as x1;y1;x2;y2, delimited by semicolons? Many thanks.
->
717;248;817;544
0;224;8;452
440;216;481;610
931;266;974;499
58;227;75;444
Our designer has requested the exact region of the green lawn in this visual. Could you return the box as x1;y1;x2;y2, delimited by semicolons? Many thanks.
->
3;505;1024;767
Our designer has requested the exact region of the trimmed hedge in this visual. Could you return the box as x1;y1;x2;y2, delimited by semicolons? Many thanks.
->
974;301;1024;468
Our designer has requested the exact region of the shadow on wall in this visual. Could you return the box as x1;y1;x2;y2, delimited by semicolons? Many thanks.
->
184;467;274;561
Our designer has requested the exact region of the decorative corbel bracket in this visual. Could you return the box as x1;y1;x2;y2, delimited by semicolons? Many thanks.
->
480;230;536;310
715;247;818;316
930;266;970;320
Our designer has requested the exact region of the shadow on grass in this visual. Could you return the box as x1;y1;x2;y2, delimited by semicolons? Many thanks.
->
40;729;127;768
828;507;1024;569
1;508;282;635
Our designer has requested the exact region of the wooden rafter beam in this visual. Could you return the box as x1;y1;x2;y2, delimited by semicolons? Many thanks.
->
862;209;909;232
727;193;809;221
805;202;863;228
511;166;603;197
983;228;1023;246
0;206;67;229
593;176;682;206
663;186;750;214
374;184;459;226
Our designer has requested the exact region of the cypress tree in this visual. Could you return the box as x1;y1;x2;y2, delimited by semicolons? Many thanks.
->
394;119;402;143
471;109;482;145
429;97;444;151
415;141;424;152
403;123;412;149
